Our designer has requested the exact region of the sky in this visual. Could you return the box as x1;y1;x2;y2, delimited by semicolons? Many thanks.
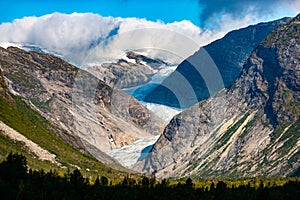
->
0;0;201;25
1;0;299;27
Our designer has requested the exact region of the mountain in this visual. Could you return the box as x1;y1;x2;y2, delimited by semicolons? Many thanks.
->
0;67;135;180
143;18;289;109
0;47;164;165
135;14;300;178
88;51;167;89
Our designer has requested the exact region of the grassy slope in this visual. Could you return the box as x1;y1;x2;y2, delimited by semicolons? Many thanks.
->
0;94;131;181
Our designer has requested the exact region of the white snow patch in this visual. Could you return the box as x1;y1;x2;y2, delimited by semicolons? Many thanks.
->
120;53;136;64
139;61;154;71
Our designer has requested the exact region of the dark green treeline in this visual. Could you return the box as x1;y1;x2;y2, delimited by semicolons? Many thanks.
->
0;153;299;200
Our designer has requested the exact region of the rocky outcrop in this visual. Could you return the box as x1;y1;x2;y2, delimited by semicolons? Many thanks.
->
0;121;59;165
89;51;167;89
89;59;152;89
0;50;12;100
126;51;167;69
0;47;164;164
143;18;289;108
135;14;300;178
0;68;8;97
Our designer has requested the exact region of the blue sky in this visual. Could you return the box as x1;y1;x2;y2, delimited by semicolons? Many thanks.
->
0;0;299;28
0;0;201;25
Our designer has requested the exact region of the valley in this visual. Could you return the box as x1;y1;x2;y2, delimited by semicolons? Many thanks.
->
0;8;299;197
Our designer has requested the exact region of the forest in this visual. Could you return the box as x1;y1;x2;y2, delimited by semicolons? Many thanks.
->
0;153;299;200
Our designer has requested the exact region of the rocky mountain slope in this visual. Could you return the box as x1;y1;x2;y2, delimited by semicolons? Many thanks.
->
0;47;164;164
0;120;58;165
135;14;300;178
0;67;133;179
143;18;289;109
88;51;167;89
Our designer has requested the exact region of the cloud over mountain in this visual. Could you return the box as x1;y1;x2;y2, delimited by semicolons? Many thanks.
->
0;12;264;66
0;13;205;66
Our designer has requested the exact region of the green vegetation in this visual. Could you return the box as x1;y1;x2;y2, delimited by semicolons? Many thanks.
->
30;96;52;110
216;113;250;150
0;94;130;180
188;114;252;174
276;119;300;156
239;115;258;139
0;133;59;171
0;153;299;200
262;15;300;48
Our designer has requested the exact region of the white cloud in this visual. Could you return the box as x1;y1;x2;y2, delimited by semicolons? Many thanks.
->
83;19;204;65
0;12;282;66
0;12;223;66
0;13;119;65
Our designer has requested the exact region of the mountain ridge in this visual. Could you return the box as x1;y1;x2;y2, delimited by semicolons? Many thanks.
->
0;67;133;179
134;14;300;178
0;46;164;165
143;18;290;109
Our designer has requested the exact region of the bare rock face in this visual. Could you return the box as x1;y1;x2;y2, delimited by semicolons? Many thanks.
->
0;47;164;164
88;51;167;89
0;67;8;97
135;14;300;178
89;60;153;89
126;51;167;70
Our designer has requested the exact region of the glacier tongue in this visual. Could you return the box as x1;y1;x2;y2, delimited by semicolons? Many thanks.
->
122;65;181;122
106;135;160;167
143;102;181;122
106;61;180;168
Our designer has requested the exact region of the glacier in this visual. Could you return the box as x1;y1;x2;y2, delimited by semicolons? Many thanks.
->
106;135;160;167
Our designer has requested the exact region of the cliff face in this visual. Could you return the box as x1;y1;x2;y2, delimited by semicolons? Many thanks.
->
143;18;289;109
0;67;8;97
0;47;164;163
135;15;300;178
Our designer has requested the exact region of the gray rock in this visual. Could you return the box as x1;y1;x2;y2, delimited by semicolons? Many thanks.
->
135;14;300;178
0;47;165;164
